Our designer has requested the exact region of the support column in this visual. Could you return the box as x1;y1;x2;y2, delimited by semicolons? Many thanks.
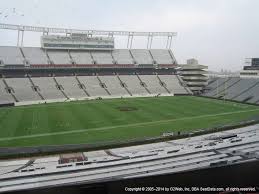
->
149;35;153;49
17;30;20;47
130;35;134;49
147;34;153;49
21;30;24;47
166;35;173;49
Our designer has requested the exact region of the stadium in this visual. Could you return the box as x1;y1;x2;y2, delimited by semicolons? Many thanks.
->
0;22;259;194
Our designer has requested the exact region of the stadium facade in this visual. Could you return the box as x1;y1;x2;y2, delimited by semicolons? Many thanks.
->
0;23;210;107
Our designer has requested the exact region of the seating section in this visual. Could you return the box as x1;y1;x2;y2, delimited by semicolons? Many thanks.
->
112;50;134;64
203;77;259;104
130;50;153;64
32;77;66;100
159;75;188;94
204;77;229;97
119;75;148;95
22;47;49;64
0;75;192;104
0;46;24;65
5;78;40;102
235;83;259;103
0;79;14;104
0;47;178;66
206;77;240;97
168;50;177;64
70;51;93;65
139;75;168;94
77;76;108;97
223;79;255;99
2;45;259;106
55;77;86;99
99;76;129;96
91;51;113;64
47;50;71;64
150;49;173;64
0;46;195;105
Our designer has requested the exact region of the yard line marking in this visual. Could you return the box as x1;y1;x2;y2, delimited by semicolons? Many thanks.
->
0;108;259;142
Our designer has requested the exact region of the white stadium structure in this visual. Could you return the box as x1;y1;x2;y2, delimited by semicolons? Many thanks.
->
0;23;258;194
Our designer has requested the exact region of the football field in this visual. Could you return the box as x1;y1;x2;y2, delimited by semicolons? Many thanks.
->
0;96;259;147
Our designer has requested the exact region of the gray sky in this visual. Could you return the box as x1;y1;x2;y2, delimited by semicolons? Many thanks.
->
0;0;258;71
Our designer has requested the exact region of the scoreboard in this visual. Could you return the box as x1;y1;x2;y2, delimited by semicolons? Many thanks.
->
251;58;259;66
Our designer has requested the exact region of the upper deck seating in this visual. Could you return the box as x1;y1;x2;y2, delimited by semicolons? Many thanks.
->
112;50;134;64
22;47;49;65
149;49;174;64
47;50;71;65
130;49;153;65
70;51;93;65
0;46;24;65
91;51;113;64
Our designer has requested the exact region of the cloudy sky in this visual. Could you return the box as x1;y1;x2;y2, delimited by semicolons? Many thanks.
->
0;0;258;71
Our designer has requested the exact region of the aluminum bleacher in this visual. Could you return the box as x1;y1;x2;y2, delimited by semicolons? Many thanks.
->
119;75;148;96
5;78;40;102
159;75;188;94
231;80;259;103
0;74;192;104
77;76;108;97
246;83;259;104
204;77;229;96
130;49;154;65
226;79;258;100
149;49;174;64
91;51;114;64
22;47;49;65
139;75;168;94
0;46;25;66
0;46;195;103
98;76;129;96
0;124;258;192
55;77;86;99
207;77;240;97
203;77;259;104
112;49;134;65
47;50;71;65
0;47;179;67
0;79;14;104
70;51;93;65
31;77;66;100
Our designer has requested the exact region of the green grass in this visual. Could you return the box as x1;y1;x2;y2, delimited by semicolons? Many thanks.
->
0;96;259;148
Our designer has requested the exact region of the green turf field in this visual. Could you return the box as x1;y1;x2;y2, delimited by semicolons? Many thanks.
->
0;96;259;148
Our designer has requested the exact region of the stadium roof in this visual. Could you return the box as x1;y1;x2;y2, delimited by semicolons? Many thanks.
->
0;23;177;37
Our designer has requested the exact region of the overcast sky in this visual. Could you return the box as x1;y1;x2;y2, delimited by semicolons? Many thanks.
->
0;0;258;71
